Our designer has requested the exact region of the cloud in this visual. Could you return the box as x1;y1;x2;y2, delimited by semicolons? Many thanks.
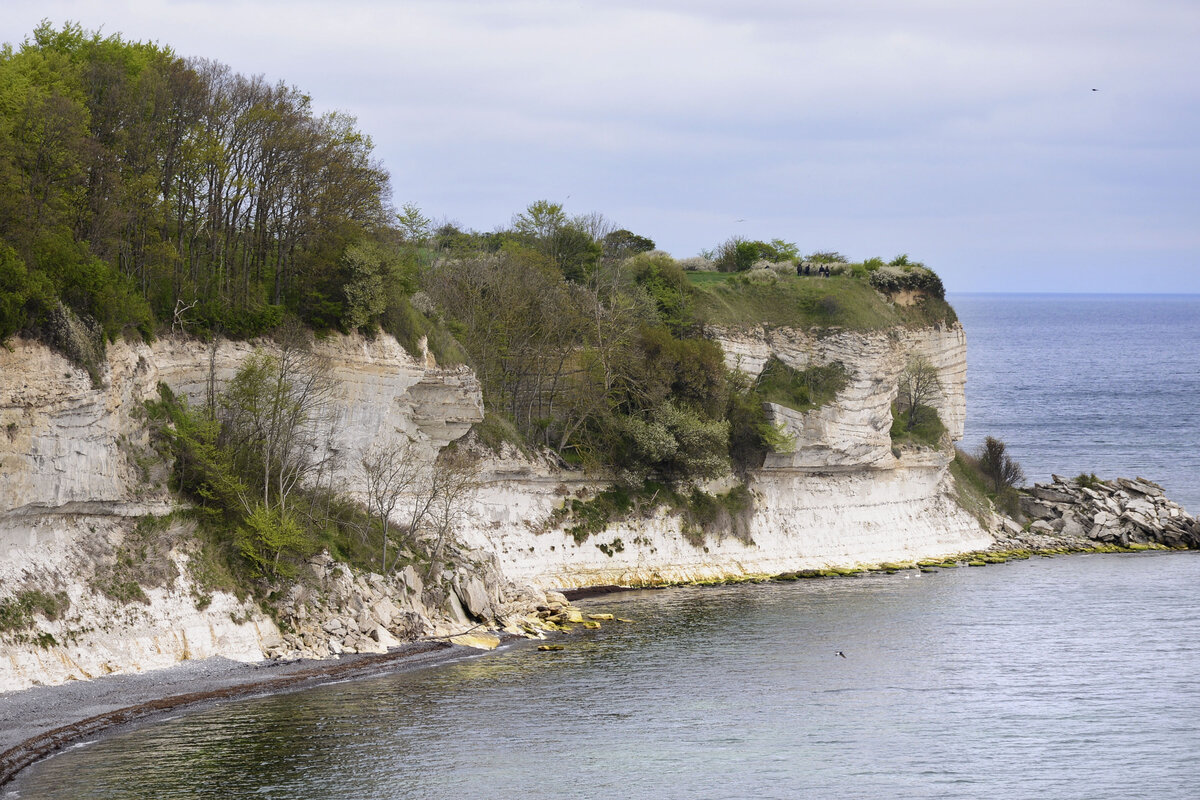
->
3;0;1200;291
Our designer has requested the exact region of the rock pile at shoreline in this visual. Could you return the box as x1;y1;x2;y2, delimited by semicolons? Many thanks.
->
268;553;568;661
997;475;1199;551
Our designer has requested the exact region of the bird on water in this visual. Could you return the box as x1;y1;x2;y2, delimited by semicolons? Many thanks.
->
835;651;846;658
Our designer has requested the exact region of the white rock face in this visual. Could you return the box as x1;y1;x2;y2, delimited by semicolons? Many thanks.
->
0;319;992;691
711;324;967;470
0;338;162;512
0;332;483;692
0;513;277;692
1;333;483;516
459;453;990;589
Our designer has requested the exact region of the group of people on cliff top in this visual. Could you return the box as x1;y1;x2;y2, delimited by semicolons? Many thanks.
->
797;263;832;277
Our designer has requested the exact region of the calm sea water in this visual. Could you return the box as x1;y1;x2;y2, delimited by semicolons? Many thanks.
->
8;293;1200;799
8;553;1200;799
953;293;1200;512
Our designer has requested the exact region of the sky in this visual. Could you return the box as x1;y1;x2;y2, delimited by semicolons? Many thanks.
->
3;1;1199;293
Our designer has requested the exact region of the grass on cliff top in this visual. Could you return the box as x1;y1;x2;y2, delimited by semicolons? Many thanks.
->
687;272;957;331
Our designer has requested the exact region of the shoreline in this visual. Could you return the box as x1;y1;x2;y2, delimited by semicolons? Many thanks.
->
3;536;1193;789
0;640;493;789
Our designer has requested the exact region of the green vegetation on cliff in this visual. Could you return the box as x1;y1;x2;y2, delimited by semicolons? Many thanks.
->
0;22;401;345
0;22;960;506
687;270;957;331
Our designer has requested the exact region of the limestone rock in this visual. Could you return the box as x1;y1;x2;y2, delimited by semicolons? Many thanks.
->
454;574;494;622
450;633;501;650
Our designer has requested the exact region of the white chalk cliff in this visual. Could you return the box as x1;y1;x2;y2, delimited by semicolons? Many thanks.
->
459;321;989;588
0;319;992;690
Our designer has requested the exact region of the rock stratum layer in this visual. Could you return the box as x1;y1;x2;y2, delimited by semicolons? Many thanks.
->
460;322;988;588
2;320;991;691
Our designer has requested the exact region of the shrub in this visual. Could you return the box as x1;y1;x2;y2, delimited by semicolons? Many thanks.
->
954;446;1021;517
889;402;946;448
679;256;716;272
617;401;730;482
977;436;1025;494
868;265;946;300
756;357;848;413
236;505;317;580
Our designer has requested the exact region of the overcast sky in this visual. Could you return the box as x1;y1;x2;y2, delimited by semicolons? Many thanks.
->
4;1;1199;292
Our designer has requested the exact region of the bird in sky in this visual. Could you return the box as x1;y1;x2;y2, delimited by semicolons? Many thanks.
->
835;651;846;659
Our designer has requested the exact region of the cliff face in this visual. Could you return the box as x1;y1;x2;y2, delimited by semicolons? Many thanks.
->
714;324;966;469
0;333;485;691
457;321;989;588
0;320;991;691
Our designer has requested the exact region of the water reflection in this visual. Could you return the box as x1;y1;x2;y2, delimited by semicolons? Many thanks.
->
9;553;1200;800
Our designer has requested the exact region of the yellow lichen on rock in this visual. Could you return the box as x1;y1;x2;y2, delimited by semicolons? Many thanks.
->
450;633;501;650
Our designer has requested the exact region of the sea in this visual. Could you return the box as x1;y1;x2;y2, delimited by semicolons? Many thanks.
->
954;293;1200;512
5;294;1200;800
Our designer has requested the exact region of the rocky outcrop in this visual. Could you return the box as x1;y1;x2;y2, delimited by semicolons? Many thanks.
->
710;324;965;470
267;551;564;661
0;332;486;692
455;318;990;591
997;475;1200;551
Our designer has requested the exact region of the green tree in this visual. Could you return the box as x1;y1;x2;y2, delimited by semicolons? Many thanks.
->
896;355;942;432
977;436;1024;494
218;325;337;516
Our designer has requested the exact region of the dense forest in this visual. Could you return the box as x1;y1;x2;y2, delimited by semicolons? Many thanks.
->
0;23;953;492
0;22;390;341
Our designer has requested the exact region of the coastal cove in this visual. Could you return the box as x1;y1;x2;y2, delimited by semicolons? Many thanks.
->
8;551;1200;800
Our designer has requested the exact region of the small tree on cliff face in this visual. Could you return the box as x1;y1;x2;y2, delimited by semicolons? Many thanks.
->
897;355;942;431
423;448;481;585
360;437;425;574
978;436;1024;494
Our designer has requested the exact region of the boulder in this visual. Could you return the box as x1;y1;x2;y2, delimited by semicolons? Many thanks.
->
1031;486;1076;504
1119;477;1163;497
450;632;501;650
1120;510;1156;533
371;598;400;627
397;565;424;598
1060;513;1086;539
454;574;495;622
1019;495;1059;521
445;589;471;626
369;625;401;649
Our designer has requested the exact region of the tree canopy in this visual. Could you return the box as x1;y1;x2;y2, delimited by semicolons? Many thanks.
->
0;22;391;340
